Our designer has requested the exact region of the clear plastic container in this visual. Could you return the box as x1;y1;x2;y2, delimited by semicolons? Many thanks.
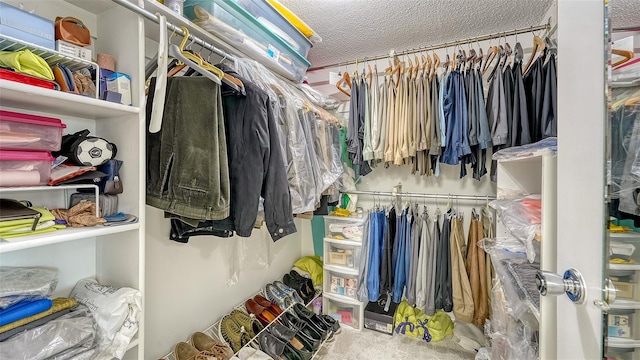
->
0;110;66;152
323;238;362;270
164;0;185;16
184;0;311;82
233;0;312;58
324;216;365;241
324;266;359;300
323;293;363;330
0;150;54;187
609;309;634;339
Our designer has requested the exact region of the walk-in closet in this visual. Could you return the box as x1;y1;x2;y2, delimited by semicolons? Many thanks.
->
0;0;637;359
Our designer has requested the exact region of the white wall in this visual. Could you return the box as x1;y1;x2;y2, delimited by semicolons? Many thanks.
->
144;207;303;359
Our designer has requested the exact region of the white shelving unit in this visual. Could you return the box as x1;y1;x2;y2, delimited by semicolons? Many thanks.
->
495;152;558;359
0;0;145;358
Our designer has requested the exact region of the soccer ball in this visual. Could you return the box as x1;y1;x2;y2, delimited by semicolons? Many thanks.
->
75;137;116;166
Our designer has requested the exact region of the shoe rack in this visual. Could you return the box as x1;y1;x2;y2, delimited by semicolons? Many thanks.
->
160;276;327;359
322;216;367;330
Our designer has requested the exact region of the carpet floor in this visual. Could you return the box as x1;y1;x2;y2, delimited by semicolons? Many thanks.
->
314;326;477;360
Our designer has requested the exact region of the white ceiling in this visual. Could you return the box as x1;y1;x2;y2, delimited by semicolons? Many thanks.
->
280;0;640;70
280;0;554;69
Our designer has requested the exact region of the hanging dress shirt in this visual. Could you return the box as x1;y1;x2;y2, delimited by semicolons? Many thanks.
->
363;77;374;162
429;75;442;176
372;77;388;163
384;78;397;164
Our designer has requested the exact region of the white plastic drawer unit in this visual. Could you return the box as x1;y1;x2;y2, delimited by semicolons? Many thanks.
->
323;293;364;330
324;216;365;241
323;265;359;300
323;237;362;271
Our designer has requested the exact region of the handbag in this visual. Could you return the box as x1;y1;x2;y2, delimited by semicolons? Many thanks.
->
53;129;117;167
52;64;78;94
55;17;91;47
98;159;123;195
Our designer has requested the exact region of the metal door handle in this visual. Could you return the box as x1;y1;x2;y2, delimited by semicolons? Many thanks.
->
536;268;586;304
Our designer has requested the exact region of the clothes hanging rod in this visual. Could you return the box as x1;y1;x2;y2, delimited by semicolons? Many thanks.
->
111;0;236;62
309;22;550;71
346;190;496;201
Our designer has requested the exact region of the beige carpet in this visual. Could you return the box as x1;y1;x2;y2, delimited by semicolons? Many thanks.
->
314;326;477;360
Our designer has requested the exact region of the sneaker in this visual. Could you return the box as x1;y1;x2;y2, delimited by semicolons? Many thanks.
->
273;280;305;304
190;332;234;360
230;309;263;339
265;283;293;310
174;341;217;360
219;314;250;353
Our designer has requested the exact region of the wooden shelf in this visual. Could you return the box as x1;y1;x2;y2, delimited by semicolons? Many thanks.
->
0;80;139;119
0;223;140;254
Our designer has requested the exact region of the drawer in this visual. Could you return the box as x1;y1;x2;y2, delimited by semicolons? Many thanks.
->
322;293;364;330
323;238;362;270
184;0;311;81
324;216;365;241
0;150;53;187
323;266;359;300
609;309;635;339
234;0;312;58
611;273;637;300
611;233;640;266
0;110;66;152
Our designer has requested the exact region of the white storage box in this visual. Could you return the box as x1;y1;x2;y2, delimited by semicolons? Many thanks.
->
323;238;362;270
324;216;365;241
55;40;92;61
323;293;364;330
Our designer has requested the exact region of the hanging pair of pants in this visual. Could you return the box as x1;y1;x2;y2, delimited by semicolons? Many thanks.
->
393;210;407;303
451;217;474;323
435;212;452;312
367;211;385;301
466;217;488;327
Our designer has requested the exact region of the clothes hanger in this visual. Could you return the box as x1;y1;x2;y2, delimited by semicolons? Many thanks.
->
365;59;373;86
482;44;498;75
413;55;420;77
612;49;634;67
523;33;546;74
488;44;505;80
167;27;221;85
431;51;440;81
335;70;352;97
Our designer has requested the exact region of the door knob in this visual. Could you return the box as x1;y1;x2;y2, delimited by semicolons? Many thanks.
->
536;268;586;304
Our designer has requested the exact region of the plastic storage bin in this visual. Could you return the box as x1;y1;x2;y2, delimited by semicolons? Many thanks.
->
0;150;54;187
323;293;364;330
324;266;359;300
0;110;66;151
233;0;312;58
324;216;365;241
0;2;55;50
609;309;634;339
184;0;311;82
611;232;640;266
323;238;362;270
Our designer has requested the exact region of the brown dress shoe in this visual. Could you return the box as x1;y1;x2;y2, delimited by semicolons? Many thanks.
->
245;298;276;325
254;295;283;315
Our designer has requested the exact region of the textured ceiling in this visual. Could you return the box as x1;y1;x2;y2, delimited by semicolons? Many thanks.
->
280;0;554;69
611;0;640;30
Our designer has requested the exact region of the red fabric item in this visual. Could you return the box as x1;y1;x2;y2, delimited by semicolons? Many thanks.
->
0;68;56;89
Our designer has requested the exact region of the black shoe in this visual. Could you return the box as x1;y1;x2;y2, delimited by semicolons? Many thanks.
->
292;303;332;340
283;273;314;303
289;271;315;294
319;314;341;334
270;323;315;360
259;331;303;360
279;312;322;350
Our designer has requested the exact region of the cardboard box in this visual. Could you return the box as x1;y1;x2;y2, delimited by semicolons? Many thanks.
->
364;300;398;335
0;2;55;49
55;40;92;61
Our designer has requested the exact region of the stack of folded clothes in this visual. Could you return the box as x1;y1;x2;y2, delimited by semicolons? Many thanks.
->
0;267;98;359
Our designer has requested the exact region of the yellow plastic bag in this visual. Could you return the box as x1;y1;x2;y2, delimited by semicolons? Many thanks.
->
293;256;323;286
393;300;454;342
266;0;319;42
0;49;54;80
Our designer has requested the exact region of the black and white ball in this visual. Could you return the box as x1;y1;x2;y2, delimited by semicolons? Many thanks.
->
75;138;115;166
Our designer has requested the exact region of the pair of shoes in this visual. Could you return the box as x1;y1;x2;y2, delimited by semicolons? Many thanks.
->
292;303;337;340
219;310;261;353
283;272;316;304
259;325;315;360
175;342;217;360
191;332;234;360
278;312;322;350
246;295;283;326
265;283;297;310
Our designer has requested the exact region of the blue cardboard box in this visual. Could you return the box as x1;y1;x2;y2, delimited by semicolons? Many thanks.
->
0;2;55;50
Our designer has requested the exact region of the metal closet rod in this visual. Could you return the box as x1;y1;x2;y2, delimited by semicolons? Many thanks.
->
310;22;550;71
346;190;496;201
112;0;236;62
